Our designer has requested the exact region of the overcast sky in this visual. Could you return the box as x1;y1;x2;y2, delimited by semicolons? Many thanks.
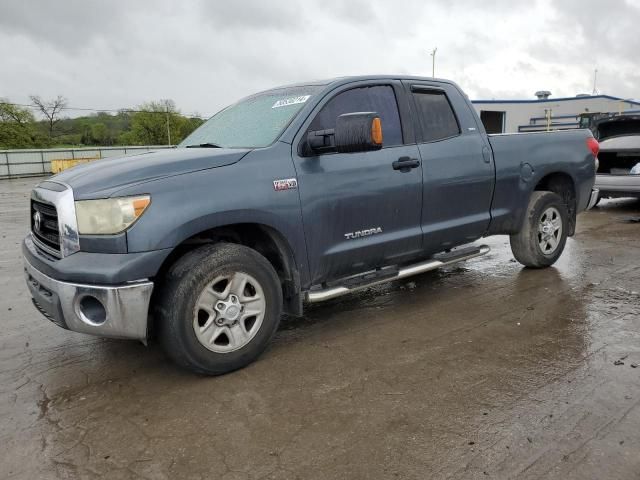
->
1;0;639;118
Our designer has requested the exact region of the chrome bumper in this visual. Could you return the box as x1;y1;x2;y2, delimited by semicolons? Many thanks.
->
595;174;640;194
24;258;153;341
586;188;600;210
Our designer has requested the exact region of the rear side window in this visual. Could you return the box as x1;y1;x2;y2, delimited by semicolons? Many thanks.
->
309;85;403;147
412;90;460;142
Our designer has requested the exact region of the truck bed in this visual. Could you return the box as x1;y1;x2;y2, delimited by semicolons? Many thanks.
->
485;129;595;234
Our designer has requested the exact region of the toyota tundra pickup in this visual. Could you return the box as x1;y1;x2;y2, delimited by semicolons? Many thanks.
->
23;76;599;374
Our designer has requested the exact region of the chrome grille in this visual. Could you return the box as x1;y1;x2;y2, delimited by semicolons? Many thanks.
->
31;200;61;255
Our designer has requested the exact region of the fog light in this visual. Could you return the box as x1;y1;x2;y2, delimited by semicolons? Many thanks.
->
77;295;107;325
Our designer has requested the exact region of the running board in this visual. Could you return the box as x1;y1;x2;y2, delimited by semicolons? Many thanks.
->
305;245;490;303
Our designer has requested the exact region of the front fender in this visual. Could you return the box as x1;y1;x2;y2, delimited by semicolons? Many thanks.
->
118;144;311;286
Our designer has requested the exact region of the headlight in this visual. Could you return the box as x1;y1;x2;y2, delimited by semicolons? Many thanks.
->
75;195;151;235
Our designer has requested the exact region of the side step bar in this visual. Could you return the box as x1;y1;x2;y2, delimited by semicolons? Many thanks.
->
305;245;490;303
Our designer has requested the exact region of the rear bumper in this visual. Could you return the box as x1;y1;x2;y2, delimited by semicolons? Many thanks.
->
595;174;640;197
24;257;153;341
586;188;600;210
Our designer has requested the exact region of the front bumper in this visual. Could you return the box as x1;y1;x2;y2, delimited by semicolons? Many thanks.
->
24;257;154;341
586;188;600;210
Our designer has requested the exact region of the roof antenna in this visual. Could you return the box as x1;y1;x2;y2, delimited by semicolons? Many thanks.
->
592;68;599;95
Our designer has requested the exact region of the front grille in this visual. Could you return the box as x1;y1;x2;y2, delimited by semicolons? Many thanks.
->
31;200;61;255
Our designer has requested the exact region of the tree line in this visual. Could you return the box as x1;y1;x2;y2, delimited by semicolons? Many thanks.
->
0;96;205;149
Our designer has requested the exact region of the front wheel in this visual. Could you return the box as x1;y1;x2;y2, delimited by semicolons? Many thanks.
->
510;191;569;268
157;243;282;375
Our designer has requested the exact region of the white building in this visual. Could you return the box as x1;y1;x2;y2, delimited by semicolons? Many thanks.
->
472;93;640;134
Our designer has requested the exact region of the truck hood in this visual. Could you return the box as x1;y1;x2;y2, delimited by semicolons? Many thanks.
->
51;148;251;199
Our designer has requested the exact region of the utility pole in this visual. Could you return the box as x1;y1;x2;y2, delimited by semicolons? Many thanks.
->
166;105;171;146
592;68;598;95
430;47;438;78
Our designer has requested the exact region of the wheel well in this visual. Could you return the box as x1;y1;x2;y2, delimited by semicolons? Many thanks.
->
534;172;577;235
154;224;302;317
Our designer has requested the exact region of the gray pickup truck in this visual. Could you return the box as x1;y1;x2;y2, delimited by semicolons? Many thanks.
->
23;75;599;374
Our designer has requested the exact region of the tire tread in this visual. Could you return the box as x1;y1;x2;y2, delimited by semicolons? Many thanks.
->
156;243;282;375
510;191;568;268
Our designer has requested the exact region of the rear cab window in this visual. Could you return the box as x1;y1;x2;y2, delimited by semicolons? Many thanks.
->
411;89;461;143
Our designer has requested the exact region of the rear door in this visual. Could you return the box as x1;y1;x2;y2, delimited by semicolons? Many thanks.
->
404;81;495;252
293;82;424;284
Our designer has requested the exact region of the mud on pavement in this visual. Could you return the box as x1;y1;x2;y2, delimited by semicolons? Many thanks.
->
1;177;639;479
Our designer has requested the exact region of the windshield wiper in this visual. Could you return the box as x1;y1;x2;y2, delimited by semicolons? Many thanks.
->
185;143;223;148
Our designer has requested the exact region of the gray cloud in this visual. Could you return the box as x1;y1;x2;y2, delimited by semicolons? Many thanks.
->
0;0;137;51
199;0;378;32
0;0;638;118
199;0;305;31
526;0;640;96
553;0;640;58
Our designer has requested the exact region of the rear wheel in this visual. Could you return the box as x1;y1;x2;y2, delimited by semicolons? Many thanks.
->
510;191;569;268
157;243;282;375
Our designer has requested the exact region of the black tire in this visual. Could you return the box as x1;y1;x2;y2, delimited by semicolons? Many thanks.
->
157;243;282;375
509;191;569;268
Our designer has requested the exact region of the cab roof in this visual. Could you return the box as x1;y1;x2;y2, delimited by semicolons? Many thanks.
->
258;75;456;93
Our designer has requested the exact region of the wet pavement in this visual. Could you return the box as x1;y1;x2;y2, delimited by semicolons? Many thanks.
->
1;177;639;480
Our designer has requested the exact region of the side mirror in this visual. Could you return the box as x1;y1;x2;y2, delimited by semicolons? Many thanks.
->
334;112;383;153
306;112;383;155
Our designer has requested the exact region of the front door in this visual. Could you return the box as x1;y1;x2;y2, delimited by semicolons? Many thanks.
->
294;83;423;284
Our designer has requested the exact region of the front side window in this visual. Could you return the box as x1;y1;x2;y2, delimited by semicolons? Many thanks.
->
180;85;323;149
412;90;460;142
309;85;404;147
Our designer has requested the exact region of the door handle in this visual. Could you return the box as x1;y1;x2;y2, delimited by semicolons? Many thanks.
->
392;157;420;171
482;146;492;164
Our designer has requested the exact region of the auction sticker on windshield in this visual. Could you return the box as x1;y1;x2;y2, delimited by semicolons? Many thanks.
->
272;95;311;109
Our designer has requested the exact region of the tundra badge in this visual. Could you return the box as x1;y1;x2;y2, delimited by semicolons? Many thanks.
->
344;227;383;240
273;178;298;191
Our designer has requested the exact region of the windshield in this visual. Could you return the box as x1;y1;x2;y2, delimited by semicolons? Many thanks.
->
179;85;323;149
